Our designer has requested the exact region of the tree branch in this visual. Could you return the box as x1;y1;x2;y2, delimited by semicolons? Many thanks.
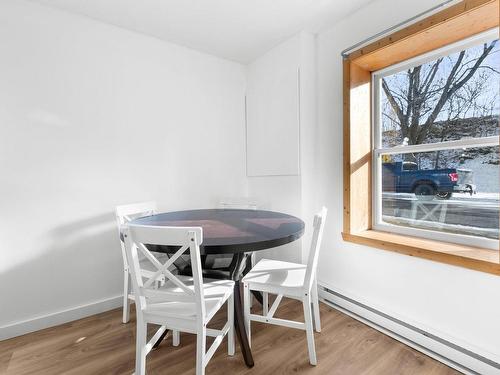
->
382;78;408;135
416;41;497;144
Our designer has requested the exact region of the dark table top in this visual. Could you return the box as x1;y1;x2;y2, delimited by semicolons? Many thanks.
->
130;209;305;254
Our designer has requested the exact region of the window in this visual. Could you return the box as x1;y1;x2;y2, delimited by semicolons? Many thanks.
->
372;30;500;250
342;0;500;275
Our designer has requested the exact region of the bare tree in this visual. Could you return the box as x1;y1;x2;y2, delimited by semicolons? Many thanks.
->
382;40;498;146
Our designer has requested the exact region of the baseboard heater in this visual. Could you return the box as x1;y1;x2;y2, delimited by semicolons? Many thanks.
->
318;285;500;375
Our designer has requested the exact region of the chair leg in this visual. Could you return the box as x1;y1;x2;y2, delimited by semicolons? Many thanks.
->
303;295;317;366
196;325;206;375
122;270;131;324
135;320;147;375
173;330;180;346
312;280;321;333
228;293;235;355
250;253;256;305
243;283;251;347
263;292;269;316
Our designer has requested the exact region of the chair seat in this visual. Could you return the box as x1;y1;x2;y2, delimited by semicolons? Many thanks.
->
242;259;307;297
144;277;234;323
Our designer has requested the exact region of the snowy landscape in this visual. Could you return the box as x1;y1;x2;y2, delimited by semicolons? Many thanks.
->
381;116;499;240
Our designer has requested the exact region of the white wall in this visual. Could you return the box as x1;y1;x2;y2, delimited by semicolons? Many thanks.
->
0;0;247;335
315;0;500;361
246;32;317;263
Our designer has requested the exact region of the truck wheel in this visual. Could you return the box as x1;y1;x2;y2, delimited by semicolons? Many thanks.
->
436;192;452;200
413;184;436;200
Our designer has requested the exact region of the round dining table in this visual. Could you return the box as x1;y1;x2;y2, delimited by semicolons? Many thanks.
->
130;208;305;367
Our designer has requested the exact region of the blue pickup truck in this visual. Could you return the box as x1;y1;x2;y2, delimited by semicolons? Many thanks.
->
382;162;476;199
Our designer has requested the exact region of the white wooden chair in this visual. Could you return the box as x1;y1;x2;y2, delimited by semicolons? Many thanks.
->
123;224;235;375
242;207;327;366
115;202;168;325
218;197;258;210
211;198;258;272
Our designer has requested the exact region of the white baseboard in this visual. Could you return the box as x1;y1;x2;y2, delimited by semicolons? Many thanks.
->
0;295;123;341
318;283;500;375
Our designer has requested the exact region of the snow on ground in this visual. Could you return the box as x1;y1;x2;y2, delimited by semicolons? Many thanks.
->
459;155;499;193
383;192;499;203
456;192;499;201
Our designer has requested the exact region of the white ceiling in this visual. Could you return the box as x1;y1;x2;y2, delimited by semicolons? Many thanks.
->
29;0;373;63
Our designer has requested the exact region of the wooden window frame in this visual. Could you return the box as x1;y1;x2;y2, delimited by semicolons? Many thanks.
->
342;0;500;275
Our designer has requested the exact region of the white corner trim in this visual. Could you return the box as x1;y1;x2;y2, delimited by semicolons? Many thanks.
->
0;295;123;341
318;282;500;375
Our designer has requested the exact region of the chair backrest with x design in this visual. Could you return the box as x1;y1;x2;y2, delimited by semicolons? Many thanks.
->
304;207;328;292
123;224;206;321
115;201;157;269
116;201;157;225
218;197;258;210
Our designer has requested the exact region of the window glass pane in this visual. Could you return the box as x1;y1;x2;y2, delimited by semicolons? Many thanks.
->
380;38;500;148
380;146;499;240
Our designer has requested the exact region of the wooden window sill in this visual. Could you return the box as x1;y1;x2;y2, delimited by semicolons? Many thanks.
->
342;230;500;275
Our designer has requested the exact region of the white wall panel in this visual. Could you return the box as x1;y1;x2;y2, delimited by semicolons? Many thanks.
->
246;36;300;177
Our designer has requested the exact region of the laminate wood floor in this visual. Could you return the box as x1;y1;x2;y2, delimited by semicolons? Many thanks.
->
0;298;459;375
